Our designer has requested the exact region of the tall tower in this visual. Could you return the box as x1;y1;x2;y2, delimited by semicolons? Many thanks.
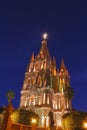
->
20;34;72;128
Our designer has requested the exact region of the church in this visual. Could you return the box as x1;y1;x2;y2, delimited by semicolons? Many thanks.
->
20;34;72;128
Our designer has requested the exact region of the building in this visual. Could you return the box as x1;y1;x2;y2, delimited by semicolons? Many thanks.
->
20;34;72;128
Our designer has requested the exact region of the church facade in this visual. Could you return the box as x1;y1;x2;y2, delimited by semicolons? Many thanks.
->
20;34;72;128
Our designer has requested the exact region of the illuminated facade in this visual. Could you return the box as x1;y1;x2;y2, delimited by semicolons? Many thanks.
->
20;34;72;128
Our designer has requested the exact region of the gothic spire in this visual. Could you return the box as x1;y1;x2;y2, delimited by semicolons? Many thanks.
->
30;52;34;62
59;58;66;72
52;56;56;66
38;33;50;58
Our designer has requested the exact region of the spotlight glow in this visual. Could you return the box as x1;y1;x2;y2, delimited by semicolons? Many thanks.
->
43;33;48;40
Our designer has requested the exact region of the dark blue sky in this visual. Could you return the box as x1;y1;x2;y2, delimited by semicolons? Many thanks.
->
0;1;87;111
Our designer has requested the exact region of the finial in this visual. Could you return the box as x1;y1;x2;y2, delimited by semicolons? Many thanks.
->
43;33;48;40
42;33;48;45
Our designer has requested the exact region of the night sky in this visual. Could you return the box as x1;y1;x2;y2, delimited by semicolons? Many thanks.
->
0;1;87;112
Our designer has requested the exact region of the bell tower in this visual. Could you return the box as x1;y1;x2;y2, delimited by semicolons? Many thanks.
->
20;34;73;128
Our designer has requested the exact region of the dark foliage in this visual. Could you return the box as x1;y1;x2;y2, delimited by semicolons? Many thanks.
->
18;109;39;125
62;110;87;130
0;107;5;114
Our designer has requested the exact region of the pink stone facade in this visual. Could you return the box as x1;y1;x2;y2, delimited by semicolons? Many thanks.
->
20;37;72;128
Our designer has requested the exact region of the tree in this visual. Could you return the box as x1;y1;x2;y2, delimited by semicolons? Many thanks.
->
6;90;15;104
62;110;87;130
11;109;39;125
0;107;5;114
